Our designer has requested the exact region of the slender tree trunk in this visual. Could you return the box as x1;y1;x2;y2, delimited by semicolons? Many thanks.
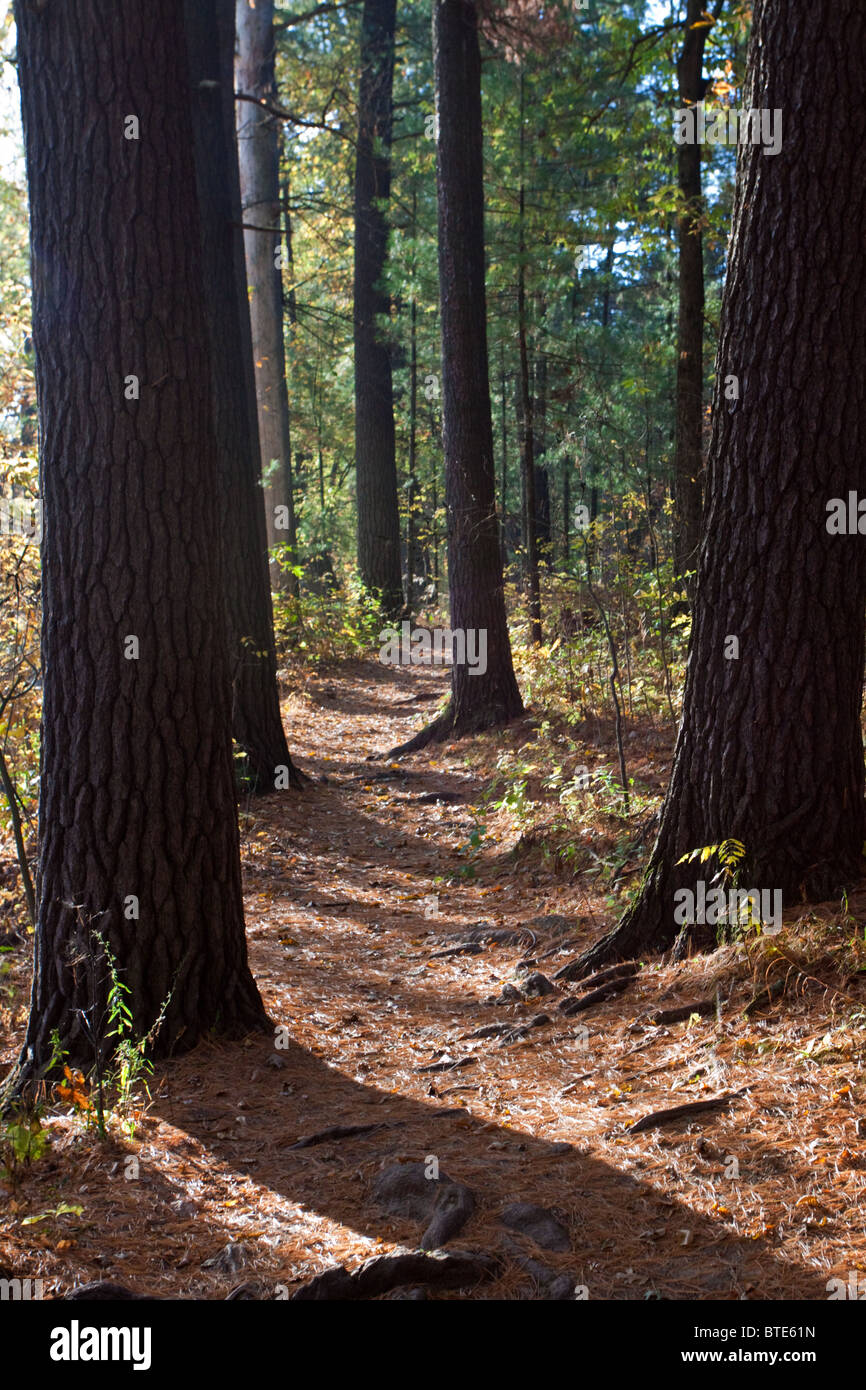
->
184;0;303;792
517;77;542;645
354;0;402;617
533;318;551;560
573;0;866;975
388;0;522;755
279;153;300;601
235;0;294;589
561;457;570;569
406;192;420;618
430;459;439;602
499;340;508;569
672;0;717;597
11;0;269;1079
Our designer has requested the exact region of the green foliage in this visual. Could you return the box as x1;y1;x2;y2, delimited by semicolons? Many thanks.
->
0;1108;49;1188
677;839;746;872
676;839;766;942
274;570;393;664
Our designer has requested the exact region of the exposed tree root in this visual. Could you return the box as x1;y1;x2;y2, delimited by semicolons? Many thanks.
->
381;710;455;759
626;1090;744;1135
382;700;522;760
239;748;309;794
290;1249;500;1300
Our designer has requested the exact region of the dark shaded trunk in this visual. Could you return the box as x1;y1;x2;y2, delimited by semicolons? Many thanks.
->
11;0;269;1078
517;77;541;645
406;232;421;617
672;0;716;596
354;0;402;617
499;341;508;569
533;339;550;559
561;457;570;568
573;0;866;975
184;0;303;792
235;0;295;590
387;0;522;756
280;153;301;602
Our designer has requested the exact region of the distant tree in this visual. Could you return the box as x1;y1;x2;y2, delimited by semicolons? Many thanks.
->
672;0;724;596
574;0;866;973
354;0;403;617
516;73;541;643
236;0;299;591
184;0;304;790
390;0;523;753
10;0;268;1077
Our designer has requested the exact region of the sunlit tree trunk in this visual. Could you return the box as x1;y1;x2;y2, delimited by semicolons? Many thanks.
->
354;0;403;617
12;0;268;1077
574;0;866;974
236;0;295;590
388;0;522;755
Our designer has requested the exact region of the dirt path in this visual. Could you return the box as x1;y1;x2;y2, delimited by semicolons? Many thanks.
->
2;659;862;1300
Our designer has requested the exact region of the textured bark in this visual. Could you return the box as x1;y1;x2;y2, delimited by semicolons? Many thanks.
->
672;0;716;595
575;0;866;973
516;76;540;643
235;0;294;589
532;336;551;558
499;342;508;568
353;0;402;617
184;0;303;792
280;155;301;602
12;0;269;1074
406;262;422;617
388;0;522;756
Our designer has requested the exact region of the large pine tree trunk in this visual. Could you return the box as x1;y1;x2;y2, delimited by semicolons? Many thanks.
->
185;0;303;792
12;0;268;1075
388;0;522;756
671;0;716;597
574;0;866;975
436;0;522;734
235;0;295;590
388;0;522;755
354;0;402;617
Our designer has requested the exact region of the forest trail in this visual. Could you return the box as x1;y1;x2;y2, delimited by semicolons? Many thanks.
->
2;659;863;1299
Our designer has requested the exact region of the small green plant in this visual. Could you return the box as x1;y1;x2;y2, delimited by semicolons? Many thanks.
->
0;1033;64;1186
56;915;170;1140
98;936;169;1138
20;1201;83;1227
677;839;746;875
676;838;756;940
449;812;492;882
0;1105;50;1188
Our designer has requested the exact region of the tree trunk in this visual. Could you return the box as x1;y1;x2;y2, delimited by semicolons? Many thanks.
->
561;456;570;569
235;0;294;589
388;0;522;755
499;341;508;569
533;324;551;560
406;194;421;618
354;0;403;617
279;152;301;602
12;0;269;1077
184;0;304;792
573;0;866;975
517;77;542;645
671;0;716;597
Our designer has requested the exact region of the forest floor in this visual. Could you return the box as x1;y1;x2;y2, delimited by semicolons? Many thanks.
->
2;657;866;1300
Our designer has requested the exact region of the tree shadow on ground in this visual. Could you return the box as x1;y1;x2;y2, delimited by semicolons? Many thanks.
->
143;1035;831;1301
